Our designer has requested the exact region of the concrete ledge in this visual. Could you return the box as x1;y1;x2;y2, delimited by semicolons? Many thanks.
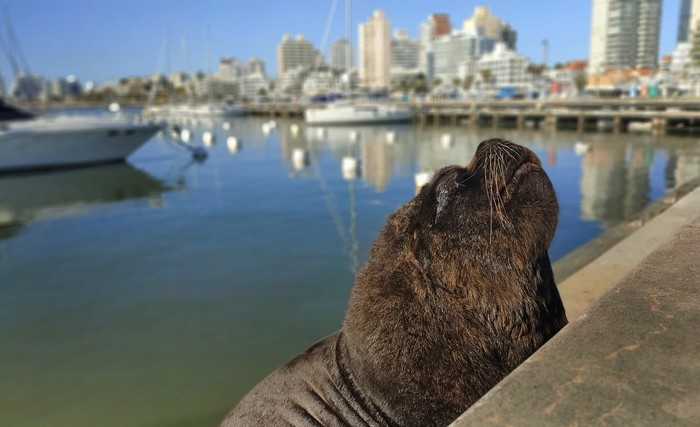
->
452;187;700;426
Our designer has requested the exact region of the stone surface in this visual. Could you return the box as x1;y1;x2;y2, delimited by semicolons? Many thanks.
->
451;195;700;426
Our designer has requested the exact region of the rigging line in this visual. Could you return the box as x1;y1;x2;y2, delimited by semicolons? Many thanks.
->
2;6;29;74
314;0;339;70
311;156;351;258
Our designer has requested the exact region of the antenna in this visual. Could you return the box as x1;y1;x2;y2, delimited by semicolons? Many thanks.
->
541;38;549;67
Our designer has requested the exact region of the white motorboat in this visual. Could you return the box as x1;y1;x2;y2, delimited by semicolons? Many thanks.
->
147;102;245;119
303;0;412;126
0;102;161;172
305;101;412;125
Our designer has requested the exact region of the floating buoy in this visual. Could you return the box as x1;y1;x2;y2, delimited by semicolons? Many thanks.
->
262;123;271;135
574;141;590;156
222;121;231;130
342;156;359;180
349;130;359;141
385;131;396;144
290;124;300;136
108;102;121;113
268;120;277;129
316;128;326;137
414;171;433;193
227;136;241;153
202;131;215;147
440;133;453;148
180;128;191;143
292;148;309;170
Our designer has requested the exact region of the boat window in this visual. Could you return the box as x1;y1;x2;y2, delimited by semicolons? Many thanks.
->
107;130;119;137
125;129;135;135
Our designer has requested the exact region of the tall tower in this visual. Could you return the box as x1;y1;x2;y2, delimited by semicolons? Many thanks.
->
679;0;692;42
588;0;662;72
359;10;391;89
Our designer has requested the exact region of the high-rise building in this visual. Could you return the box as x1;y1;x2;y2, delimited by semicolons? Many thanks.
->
276;34;322;77
359;10;391;89
419;14;452;73
679;0;692;42
329;38;353;71
219;57;245;78
248;57;266;76
462;7;517;50
391;29;420;71
589;0;662;72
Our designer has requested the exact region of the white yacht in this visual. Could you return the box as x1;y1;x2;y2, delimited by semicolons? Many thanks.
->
305;100;412;125
304;3;412;126
0;101;161;172
147;102;245;119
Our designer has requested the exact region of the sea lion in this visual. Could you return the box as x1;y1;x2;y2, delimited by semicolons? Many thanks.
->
223;138;567;427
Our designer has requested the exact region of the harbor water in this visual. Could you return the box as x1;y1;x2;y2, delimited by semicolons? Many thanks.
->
1;114;699;426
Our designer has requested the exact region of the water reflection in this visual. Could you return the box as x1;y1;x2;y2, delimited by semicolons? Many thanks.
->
0;164;169;240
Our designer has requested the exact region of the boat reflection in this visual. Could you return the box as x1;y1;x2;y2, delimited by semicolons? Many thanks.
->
0;164;170;240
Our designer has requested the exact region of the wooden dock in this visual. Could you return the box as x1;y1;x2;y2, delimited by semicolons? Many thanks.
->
243;98;700;134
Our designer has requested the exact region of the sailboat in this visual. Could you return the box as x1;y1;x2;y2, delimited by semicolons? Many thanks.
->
304;0;412;126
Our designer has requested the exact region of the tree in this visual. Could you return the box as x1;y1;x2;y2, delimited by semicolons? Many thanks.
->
463;75;474;90
480;69;492;84
574;72;588;92
452;77;461;87
432;77;442;88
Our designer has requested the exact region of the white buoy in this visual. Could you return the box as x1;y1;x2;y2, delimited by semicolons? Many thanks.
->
385;131;397;144
316;128;326;137
262;123;271;135
222;121;231;130
180;128;191;143
440;133;453;148
227;136;241;153
414;171;433;193
342;156;359;180
268;120;277;129
574;141;591;156
349;130;360;141
202;131;216;147
108;102;121;113
292;148;310;170
290;124;300;136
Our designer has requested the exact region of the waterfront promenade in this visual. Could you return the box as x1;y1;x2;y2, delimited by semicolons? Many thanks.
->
245;98;700;134
451;184;700;426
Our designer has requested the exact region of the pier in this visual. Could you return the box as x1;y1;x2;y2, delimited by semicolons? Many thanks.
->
245;98;700;135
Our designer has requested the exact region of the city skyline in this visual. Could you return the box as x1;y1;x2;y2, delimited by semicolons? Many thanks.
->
0;0;683;84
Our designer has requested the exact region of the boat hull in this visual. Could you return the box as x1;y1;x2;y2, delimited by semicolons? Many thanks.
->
0;119;160;172
305;104;413;126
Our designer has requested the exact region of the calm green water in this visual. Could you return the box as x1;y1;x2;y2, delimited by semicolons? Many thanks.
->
1;115;699;426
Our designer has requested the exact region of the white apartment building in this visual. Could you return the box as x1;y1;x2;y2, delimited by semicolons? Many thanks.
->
219;57;245;78
589;0;662;72
477;42;529;88
240;72;271;99
359;10;391;89
391;29;420;71
276;34;322;76
462;6;517;50
429;31;499;83
329;38;353;71
248;57;266;76
419;14;452;74
302;71;343;96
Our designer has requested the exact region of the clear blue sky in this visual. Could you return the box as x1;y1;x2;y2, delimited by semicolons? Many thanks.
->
0;0;682;84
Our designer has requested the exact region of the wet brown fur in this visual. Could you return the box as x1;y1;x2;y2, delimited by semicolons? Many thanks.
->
223;139;567;427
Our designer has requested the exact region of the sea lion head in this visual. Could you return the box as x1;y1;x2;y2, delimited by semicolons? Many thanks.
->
343;138;566;426
409;137;558;282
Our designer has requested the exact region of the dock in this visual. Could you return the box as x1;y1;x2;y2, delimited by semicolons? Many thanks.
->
244;98;700;135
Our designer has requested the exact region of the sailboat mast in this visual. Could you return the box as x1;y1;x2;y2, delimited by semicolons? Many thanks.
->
345;0;351;95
